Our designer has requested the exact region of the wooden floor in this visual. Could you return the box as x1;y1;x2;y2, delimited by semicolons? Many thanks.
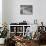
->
0;44;4;46
0;44;46;46
40;45;46;46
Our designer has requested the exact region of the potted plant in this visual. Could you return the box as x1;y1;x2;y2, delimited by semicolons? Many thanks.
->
0;23;9;44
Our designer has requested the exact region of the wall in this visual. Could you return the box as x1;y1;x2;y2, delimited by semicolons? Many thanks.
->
2;0;8;24
39;0;46;26
2;0;46;26
9;0;40;25
0;0;2;27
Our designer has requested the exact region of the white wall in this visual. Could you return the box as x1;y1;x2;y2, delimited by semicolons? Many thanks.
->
2;0;8;24
2;0;46;26
6;0;40;24
39;0;46;26
0;0;2;27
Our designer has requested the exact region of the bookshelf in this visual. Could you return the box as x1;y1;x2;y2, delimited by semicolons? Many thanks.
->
9;25;30;37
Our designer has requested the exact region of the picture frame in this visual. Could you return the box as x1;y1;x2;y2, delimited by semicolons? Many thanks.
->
20;5;33;15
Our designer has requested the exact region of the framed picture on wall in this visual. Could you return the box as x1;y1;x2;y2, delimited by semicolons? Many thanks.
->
20;5;33;15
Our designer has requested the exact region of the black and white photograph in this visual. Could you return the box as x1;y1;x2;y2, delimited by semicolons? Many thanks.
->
20;5;33;15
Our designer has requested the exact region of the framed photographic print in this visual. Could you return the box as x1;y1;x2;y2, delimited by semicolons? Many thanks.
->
20;5;33;15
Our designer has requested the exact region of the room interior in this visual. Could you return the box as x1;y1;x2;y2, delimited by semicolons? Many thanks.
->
0;0;46;46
